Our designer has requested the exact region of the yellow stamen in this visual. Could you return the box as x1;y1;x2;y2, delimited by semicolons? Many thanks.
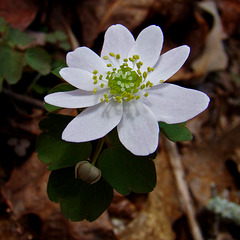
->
143;72;147;79
104;94;109;102
133;55;139;60
129;57;134;62
147;67;154;72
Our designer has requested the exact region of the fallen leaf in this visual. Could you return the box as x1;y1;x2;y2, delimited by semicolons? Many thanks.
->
218;0;240;36
77;0;154;47
0;0;39;30
182;122;240;205
1;153;117;239
191;1;228;76
118;153;175;240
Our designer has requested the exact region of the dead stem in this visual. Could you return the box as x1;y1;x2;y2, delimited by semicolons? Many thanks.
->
3;88;44;110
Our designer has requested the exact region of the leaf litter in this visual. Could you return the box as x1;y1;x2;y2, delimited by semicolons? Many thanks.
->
0;0;240;239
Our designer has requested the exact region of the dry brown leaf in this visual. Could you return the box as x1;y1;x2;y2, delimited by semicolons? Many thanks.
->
118;153;175;240
0;0;38;30
218;0;240;36
191;1;228;76
77;0;154;47
67;215;118;240
1;153;55;220
1;153;117;240
182;122;240;205
154;144;183;223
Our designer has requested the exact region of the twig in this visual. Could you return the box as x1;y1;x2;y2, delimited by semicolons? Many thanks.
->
164;139;204;240
2;88;45;110
61;17;80;50
88;0;123;48
97;0;122;34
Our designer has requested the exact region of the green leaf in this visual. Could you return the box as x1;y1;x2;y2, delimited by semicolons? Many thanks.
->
0;75;3;91
32;83;52;95
8;27;33;47
106;128;121;146
51;63;67;79
25;47;51;75
37;113;92;170
0;45;24;84
54;31;68;41
59;41;71;51
46;30;68;43
44;83;76;112
98;146;156;195
0;17;8;33
47;167;113;221
45;31;70;51
159;122;192;142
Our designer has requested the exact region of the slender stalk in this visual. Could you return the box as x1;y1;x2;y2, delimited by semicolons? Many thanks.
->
2;88;44;109
25;73;41;94
91;137;105;166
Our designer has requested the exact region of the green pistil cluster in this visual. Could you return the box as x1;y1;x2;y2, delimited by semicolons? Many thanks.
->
92;52;155;103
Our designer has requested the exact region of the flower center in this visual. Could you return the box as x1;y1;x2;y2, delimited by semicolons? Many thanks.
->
92;52;155;103
107;66;141;94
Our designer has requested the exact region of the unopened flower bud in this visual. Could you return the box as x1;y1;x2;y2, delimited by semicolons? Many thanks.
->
75;161;101;184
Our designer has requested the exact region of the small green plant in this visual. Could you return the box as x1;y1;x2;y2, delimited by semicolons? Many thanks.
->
0;17;70;91
37;24;210;222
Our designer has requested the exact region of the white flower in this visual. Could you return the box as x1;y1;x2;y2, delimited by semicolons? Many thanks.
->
44;24;210;156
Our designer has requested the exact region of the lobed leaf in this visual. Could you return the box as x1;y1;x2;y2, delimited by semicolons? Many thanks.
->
0;45;24;84
25;47;51;75
98;146;156;195
51;63;67;79
8;27;33;48
47;167;113;222
159;122;192;142
37;113;91;170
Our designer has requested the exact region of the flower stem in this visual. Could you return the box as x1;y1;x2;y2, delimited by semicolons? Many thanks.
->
91;137;105;166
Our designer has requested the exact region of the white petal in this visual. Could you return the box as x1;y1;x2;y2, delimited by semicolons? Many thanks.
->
60;67;107;91
66;47;108;73
62;100;123;142
128;25;163;72
44;89;105;108
142;83;210;124
117;101;159;156
101;24;135;60
148;45;190;85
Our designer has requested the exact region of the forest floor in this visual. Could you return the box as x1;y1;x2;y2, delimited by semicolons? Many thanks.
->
0;0;240;239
